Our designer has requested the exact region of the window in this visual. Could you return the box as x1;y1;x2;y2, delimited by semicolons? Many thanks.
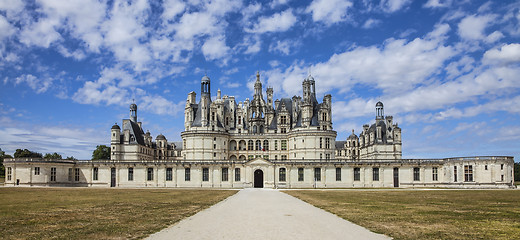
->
279;168;286;182
281;155;287;160
314;168;321;181
166;168;173;181
298;168;304;181
68;168;73;181
280;115;287;124
34;167;40;175
454;166;457;182
501;175;504;181
7;167;12;181
281;128;286;133
184;168;191;181
413;167;420;181
93;167;98;181
464;165;473;182
147;168;153;181
320;153;322;160
485;165;488;170
128;168;134;181
222;168;228;181
248;140;253;150
255;140;261;150
325;138;330;149
319;138;322;148
234;168;240;181
326;154;330;160
373;168;379;181
263;140;269;151
354;168;360;181
336;168;341;181
74;168;80;181
281;140;287;150
202;168;209;181
501;164;504;170
275;140;278;150
51;167;57;182
213;152;216;157
432;167;438;181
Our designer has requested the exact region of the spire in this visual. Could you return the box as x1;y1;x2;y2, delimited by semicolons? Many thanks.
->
254;71;262;97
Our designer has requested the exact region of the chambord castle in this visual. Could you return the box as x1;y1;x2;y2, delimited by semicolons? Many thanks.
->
4;73;515;188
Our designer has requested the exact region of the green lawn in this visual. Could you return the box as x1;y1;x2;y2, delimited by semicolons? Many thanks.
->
285;190;520;240
0;188;237;239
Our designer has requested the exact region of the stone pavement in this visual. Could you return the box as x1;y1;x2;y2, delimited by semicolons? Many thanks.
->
146;188;390;240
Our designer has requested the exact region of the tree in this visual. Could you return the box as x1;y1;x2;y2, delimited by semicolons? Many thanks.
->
66;156;77;160
13;149;43;158
92;145;111;160
0;148;6;177
44;152;63;159
515;162;519;183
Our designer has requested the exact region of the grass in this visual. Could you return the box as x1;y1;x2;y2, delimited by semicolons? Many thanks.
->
0;188;237;239
285;190;520;240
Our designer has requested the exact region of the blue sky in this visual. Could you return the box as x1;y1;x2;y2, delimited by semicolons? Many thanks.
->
0;0;519;161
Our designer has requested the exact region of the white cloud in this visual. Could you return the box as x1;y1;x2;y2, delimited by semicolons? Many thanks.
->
266;23;455;97
247;9;297;33
423;0;452;8
268;39;301;55
306;0;353;25
12;74;54;93
0;126;107;160
161;0;186;20
362;18;381;29
242;36;262;55
19;17;63;48
270;0;290;8
202;35;230;61
34;0;106;51
56;45;86;60
483;43;520;65
457;14;496;41
380;0;412;13
484;31;504;43
0;15;16;40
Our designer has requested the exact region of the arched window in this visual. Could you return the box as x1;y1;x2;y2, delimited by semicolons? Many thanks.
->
253;125;257;133
248;140;254;150
259;125;264;133
255;140;261;150
263;140;269;151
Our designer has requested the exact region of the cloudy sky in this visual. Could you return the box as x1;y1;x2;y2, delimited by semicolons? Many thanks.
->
0;0;519;160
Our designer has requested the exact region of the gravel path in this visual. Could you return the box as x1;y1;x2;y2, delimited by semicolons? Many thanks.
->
146;188;390;240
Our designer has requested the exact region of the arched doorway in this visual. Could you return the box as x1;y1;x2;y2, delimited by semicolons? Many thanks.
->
254;169;263;188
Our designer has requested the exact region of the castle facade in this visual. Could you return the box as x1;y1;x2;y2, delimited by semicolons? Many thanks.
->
3;73;515;188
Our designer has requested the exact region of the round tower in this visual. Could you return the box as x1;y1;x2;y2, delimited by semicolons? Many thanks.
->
130;103;137;122
376;101;384;120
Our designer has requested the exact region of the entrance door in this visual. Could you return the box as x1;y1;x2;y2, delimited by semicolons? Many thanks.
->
254;169;263;188
110;168;116;187
393;167;399;187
